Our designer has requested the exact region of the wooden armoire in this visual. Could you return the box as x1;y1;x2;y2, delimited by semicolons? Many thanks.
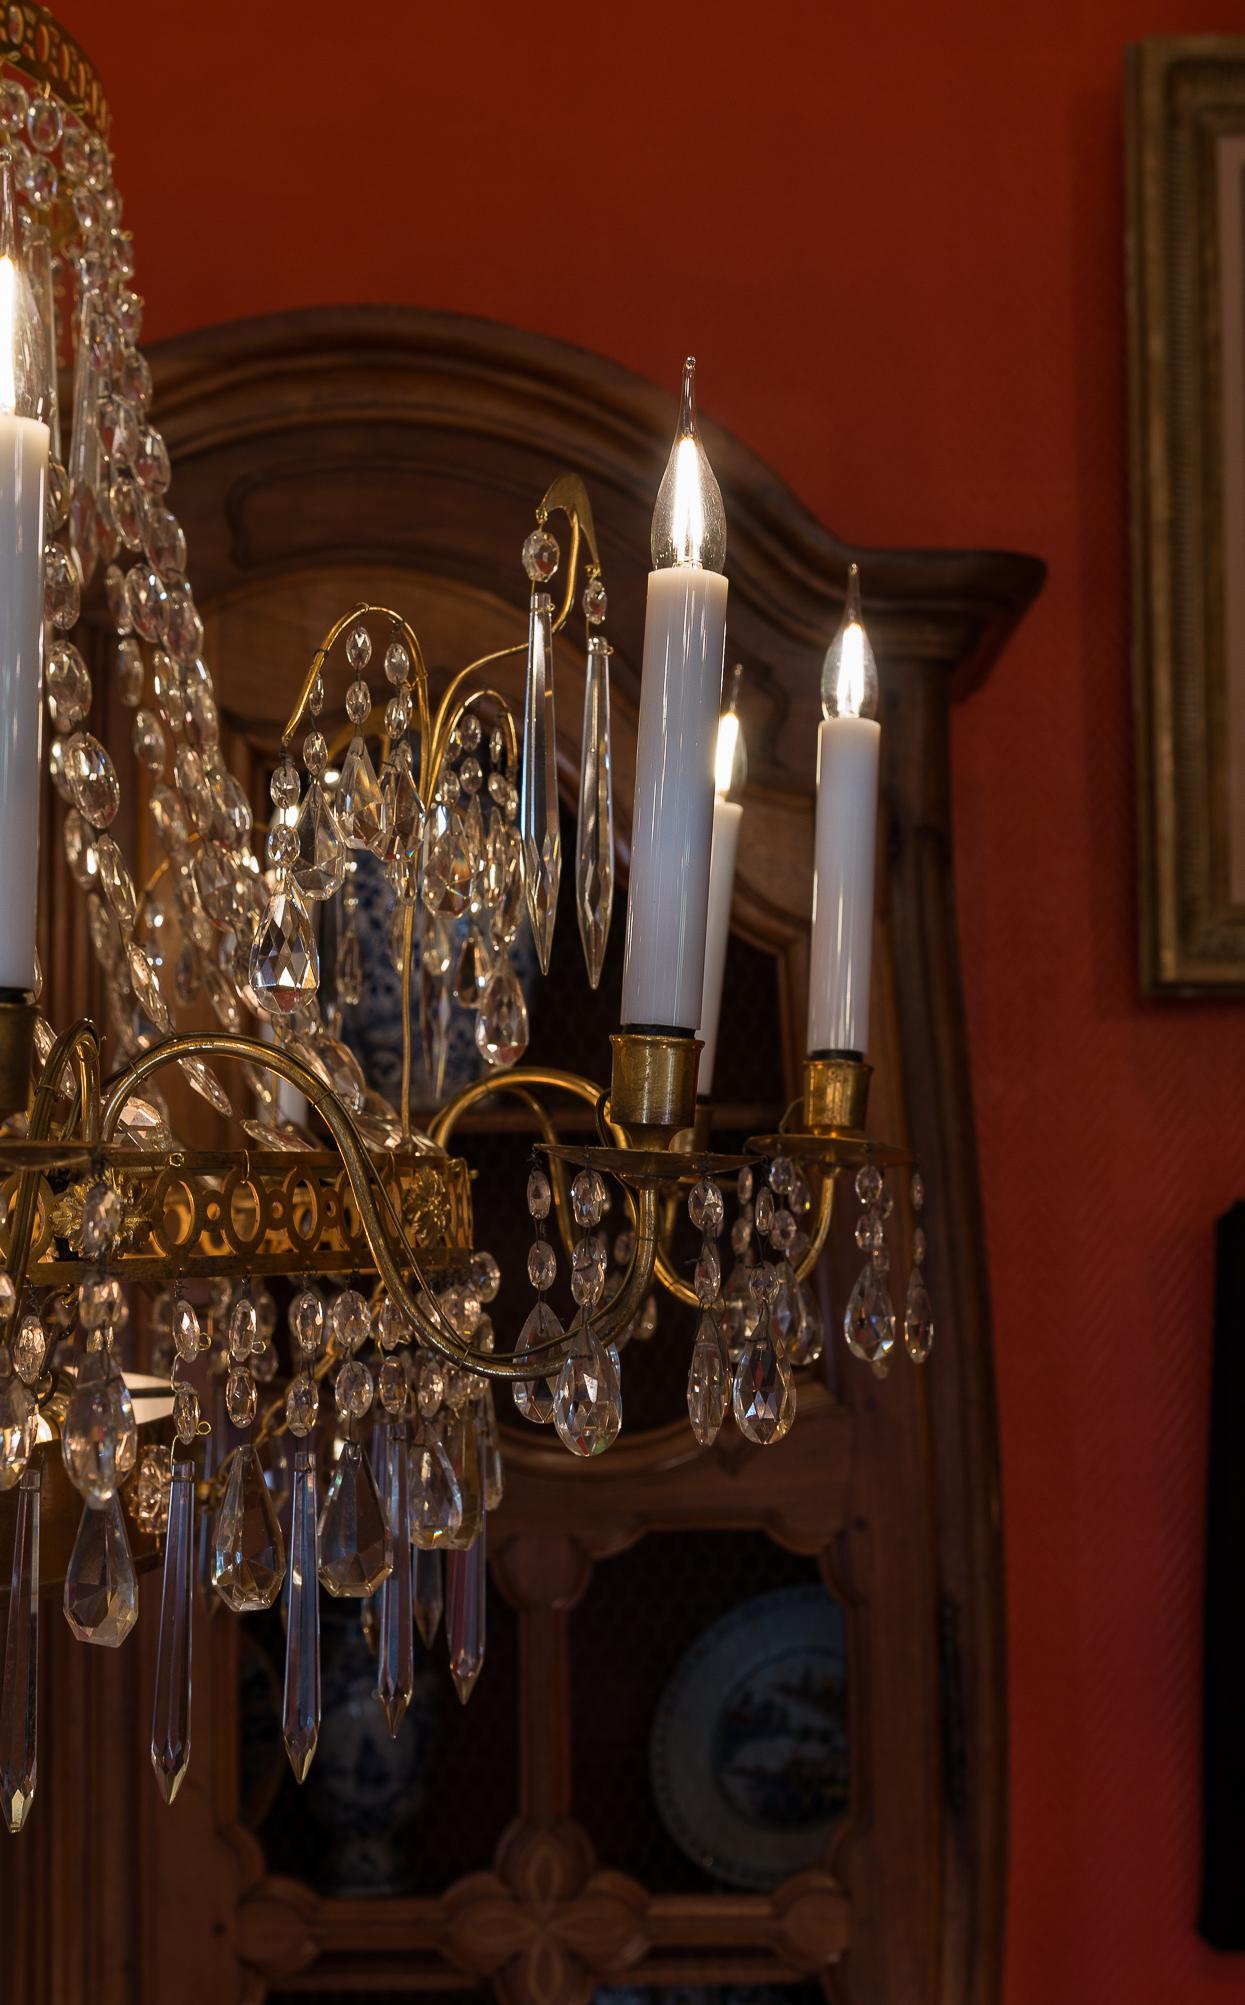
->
0;308;1041;2005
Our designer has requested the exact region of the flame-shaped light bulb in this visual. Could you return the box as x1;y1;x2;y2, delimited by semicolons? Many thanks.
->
714;662;747;798
820;564;878;721
0;153;47;422
651;357;726;573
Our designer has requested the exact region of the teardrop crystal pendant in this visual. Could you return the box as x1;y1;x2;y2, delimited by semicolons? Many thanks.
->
291;779;347;901
553;1317;622;1458
844;1259;896;1366
0;1353;36;1490
211;1444;286;1613
318;1439;392;1597
283;1448;321;1783
64;1492;139;1646
903;1268;934;1363
576;635;614;988
409;1421;463;1548
732;1318;794;1446
446;1521;486;1705
687;1311;729;1446
513;1301;560;1424
375;1421;414;1736
0;1463;40;1832
151;1458;194;1805
250;878;320;1017
378;742;425;874
474;949;529;1069
413;1546;444;1649
337;735;386;854
61;1351;137;1506
519;588;559;974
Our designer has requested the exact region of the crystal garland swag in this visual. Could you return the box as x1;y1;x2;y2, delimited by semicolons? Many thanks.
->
0;18;933;1838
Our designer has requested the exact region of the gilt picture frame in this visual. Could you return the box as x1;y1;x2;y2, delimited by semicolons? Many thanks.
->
1128;36;1245;991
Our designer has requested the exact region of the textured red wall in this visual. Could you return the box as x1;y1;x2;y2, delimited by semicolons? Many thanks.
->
67;0;1245;1996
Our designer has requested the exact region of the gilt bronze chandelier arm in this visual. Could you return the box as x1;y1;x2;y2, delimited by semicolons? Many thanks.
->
280;602;433;756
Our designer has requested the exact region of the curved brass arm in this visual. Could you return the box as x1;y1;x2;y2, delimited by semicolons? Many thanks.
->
281;603;433;760
651;1166;837;1307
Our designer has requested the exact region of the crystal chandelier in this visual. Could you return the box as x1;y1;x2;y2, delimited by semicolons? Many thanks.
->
0;7;933;1834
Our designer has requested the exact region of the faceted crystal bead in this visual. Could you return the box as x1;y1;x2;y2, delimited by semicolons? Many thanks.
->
513;1301;561;1424
172;1383;200;1444
470;1250;502;1303
292;780;347;901
284;1449;321;1781
571;1236;606;1307
0;1464;40;1831
329;1287;371;1354
225;1367;257;1429
553;1319;622;1458
151;1460;194;1805
903;1269;934;1363
575;636;614;989
228;1296;258;1361
521;526;560;581
12;1314;45;1387
412;1545;443;1649
409;1421;463;1548
526;1169;552;1220
527;1239;556;1291
211;1445;285;1612
732;1325;794;1446
346;623;372;670
336;736;386;854
62;1353;137;1506
375;1422;414;1736
687;1312;729;1446
583;573;608;623
335;1358;374;1420
688;1177;725;1237
694;1240;722;1306
64;1492;138;1646
285;1374;319;1437
520;591;560;973
844;1260;897;1366
250;880;320;1016
64;730;120;827
318;1440;392;1597
446;1523;487;1705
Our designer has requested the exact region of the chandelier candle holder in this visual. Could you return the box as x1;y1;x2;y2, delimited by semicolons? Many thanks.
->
0;6;933;1838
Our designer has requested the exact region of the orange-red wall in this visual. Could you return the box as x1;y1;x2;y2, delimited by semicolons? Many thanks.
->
71;1;1245;1996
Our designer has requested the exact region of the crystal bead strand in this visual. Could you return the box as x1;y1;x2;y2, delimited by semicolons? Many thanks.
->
514;1165;560;1422
519;528;560;973
575;576;614;989
687;1176;729;1445
150;1457;194;1805
903;1167;934;1362
732;1165;795;1444
845;1164;897;1375
552;1169;621;1457
283;1447;321;1782
375;1417;415;1736
0;1461;41;1831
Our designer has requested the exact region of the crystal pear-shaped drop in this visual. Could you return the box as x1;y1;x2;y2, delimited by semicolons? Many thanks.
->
62;1351;137;1506
844;1259;896;1365
291;779;347;901
0;1353;35;1490
283;1448;321;1782
211;1445;286;1613
336;735;386;854
576;635;614;989
454;927;491;1007
446;1521;486;1705
318;1439;392;1597
250;878;320;1017
687;1311;729;1446
553;1317;622;1458
150;1459;194;1805
375;1421;414;1736
378;742;425;870
474;949;528;1069
903;1269;934;1363
732;1317;793;1445
413;1546;443;1649
789;1281;825;1366
513;1301;560;1424
519;589;559;973
444;1407;486;1549
64;1492;138;1646
409;1421;463;1548
0;1462;40;1831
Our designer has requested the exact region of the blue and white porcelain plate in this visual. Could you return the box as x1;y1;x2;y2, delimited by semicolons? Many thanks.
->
649;1583;849;1890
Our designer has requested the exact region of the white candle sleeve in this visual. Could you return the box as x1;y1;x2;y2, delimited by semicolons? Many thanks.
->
807;714;880;1055
695;795;742;1096
0;412;46;992
620;564;728;1030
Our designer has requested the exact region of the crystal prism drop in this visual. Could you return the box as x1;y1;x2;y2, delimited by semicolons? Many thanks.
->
0;1463;40;1831
479;1390;504;1512
444;1406;486;1550
61;1352;137;1506
844;1260;896;1365
446;1520;486;1705
513;1301;560;1423
474;949;529;1069
151;1459;194;1805
409;1421;463;1548
64;1492;138;1646
250;879;320;1017
337;736;386;854
211;1445;286;1613
413;1545;443;1649
732;1319;793;1446
519;589;559;973
687;1311;729;1446
553;1318;622;1458
317;1439;392;1597
292;779;347;901
0;1357;35;1490
283;1449;321;1782
576;635;614;988
903;1268;934;1363
375;1421;414;1736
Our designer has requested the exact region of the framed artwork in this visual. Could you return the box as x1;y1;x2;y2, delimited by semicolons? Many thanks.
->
1129;36;1245;991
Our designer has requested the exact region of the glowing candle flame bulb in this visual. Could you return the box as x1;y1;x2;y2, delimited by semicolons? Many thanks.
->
0;149;49;998
621;361;730;1032
714;664;747;798
696;666;746;1096
807;565;881;1058
821;563;878;720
